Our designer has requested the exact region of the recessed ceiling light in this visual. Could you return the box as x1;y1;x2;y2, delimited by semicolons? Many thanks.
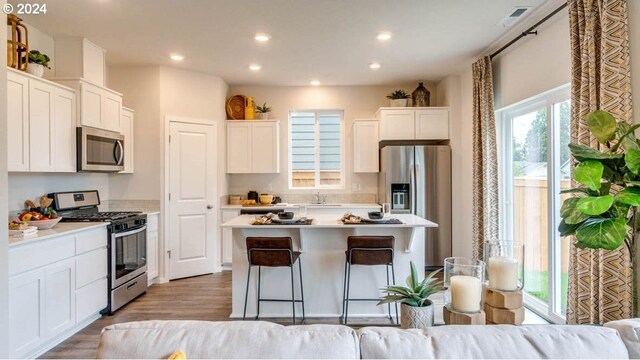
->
170;54;184;61
310;80;321;86
249;64;262;71
369;62;381;69
377;32;392;41
254;33;271;42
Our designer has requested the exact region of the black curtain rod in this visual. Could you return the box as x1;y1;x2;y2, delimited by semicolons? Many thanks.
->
490;3;568;59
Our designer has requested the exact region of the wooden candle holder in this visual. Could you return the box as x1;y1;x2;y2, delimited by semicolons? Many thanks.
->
483;287;524;325
484;287;523;309
443;306;486;325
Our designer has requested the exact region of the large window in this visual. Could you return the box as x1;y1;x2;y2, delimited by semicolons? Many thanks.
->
498;85;570;324
289;110;344;189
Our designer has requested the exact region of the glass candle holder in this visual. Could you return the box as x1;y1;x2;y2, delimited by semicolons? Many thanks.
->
483;240;524;292
444;257;485;313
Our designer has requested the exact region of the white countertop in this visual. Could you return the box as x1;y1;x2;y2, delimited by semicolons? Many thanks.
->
220;203;381;210
221;213;437;229
9;222;109;247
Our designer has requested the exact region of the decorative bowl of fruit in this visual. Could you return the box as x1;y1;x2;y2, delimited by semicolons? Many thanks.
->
19;210;62;229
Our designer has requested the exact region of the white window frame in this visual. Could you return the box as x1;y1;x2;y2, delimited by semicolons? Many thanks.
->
288;109;345;190
497;84;570;325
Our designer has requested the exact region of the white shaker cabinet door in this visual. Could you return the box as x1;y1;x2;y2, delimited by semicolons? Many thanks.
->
80;82;103;129
379;110;415;140
102;91;122;132
120;108;135;173
226;122;252;173
221;210;240;264
415;108;449;140
9;269;46;358
44;259;76;336
29;80;56;172
353;120;379;173
7;71;30;171
54;88;77;172
251;121;279;173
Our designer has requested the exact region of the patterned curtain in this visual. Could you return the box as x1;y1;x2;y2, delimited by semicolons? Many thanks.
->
471;56;499;260
567;0;634;324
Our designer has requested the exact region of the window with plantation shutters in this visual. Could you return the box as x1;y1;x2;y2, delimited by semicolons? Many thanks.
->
289;110;344;189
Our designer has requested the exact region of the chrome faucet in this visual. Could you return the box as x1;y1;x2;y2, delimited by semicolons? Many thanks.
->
314;192;327;204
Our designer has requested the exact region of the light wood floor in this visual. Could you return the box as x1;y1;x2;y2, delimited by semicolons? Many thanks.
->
41;271;396;359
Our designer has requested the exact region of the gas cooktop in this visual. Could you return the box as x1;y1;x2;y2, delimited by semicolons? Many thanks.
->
60;211;142;222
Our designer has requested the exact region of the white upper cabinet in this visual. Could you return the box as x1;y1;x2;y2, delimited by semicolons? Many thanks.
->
7;70;29;171
54;88;77;172
55;79;123;133
7;69;77;173
54;38;106;87
28;80;56;172
226;120;280;174
353;120;379;173
376;107;450;141
120;107;135;173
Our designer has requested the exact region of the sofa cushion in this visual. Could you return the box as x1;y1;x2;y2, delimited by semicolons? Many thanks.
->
96;320;359;359
359;325;629;359
605;319;640;359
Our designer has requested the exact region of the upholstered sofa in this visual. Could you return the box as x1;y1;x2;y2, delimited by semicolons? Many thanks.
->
96;319;640;359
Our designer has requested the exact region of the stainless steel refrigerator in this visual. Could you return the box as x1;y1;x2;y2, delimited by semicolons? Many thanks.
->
378;145;452;269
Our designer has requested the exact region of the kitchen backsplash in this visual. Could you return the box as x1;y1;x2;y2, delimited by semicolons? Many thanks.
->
101;200;161;213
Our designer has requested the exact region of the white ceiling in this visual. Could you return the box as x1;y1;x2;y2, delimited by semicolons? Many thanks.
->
14;0;544;86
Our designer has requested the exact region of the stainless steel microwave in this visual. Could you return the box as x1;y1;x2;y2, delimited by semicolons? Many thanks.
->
77;127;125;172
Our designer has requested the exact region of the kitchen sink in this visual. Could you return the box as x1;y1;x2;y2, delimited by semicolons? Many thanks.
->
305;203;342;206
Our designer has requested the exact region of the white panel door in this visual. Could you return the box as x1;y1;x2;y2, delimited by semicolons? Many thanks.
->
44;259;75;336
353;120;379;173
379;110;415;140
415;109;449;140
9;269;46;358
169;121;217;279
226;122;251;173
29;80;56;172
54;88;77;172
251;122;279;173
102;92;122;132
7;71;29;171
80;82;102;128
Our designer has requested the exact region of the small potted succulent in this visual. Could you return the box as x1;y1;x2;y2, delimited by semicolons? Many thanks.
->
386;89;411;107
378;261;442;328
27;50;51;77
256;102;272;119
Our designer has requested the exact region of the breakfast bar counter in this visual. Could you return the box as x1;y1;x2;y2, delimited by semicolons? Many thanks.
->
221;214;437;319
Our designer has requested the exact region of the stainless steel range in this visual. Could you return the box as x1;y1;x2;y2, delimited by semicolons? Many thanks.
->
49;190;148;314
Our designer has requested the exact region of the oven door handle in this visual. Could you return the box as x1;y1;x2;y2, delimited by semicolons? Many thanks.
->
112;225;147;239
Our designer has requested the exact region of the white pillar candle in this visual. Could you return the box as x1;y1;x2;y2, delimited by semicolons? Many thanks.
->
450;275;482;313
488;256;519;291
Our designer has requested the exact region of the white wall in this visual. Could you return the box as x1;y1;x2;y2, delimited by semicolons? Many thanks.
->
492;11;571;109
7;173;110;212
226;83;435;199
108;66;161;200
435;74;473;258
0;11;9;356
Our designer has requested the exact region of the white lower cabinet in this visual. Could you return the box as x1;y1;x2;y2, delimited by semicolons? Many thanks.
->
147;213;160;283
8;226;108;358
221;209;240;265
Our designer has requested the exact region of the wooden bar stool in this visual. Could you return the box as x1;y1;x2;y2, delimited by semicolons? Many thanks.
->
242;236;305;324
341;235;398;325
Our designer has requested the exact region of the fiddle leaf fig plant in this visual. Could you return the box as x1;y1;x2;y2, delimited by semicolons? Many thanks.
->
559;110;640;253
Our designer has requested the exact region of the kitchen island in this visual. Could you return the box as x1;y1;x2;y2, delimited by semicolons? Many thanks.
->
221;214;437;319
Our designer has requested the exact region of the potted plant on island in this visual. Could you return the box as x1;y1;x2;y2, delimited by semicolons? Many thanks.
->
378;261;442;328
256;102;272;120
558;110;640;316
27;50;51;77
387;90;411;107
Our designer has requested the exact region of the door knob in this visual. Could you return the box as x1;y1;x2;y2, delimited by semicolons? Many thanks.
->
207;205;214;209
